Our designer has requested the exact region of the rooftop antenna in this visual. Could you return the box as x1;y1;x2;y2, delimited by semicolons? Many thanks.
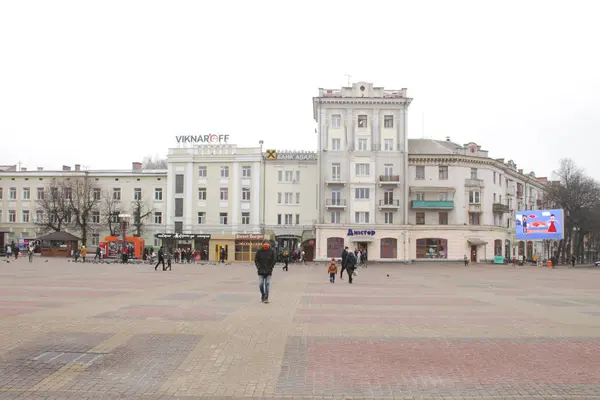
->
421;112;425;139
344;74;352;85
17;161;22;171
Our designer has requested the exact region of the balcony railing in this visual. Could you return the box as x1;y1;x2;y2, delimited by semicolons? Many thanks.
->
325;199;347;207
411;200;454;209
325;177;347;185
465;178;485;187
379;174;400;183
379;199;400;207
492;203;510;213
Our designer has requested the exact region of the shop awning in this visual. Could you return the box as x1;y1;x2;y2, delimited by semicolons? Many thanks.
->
348;236;376;242
467;238;488;246
301;230;314;243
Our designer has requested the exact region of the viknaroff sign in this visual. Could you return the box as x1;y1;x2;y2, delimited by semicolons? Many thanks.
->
347;229;376;236
175;134;229;144
155;233;211;240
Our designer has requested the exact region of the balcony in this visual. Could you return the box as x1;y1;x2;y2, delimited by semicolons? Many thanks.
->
325;177;347;186
492;203;510;213
411;200;454;210
379;175;400;185
468;203;482;213
325;199;347;208
379;199;400;209
465;178;485;187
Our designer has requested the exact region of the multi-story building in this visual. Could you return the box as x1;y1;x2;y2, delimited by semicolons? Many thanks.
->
262;150;318;258
313;82;412;261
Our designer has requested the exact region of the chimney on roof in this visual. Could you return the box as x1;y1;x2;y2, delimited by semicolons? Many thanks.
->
62;165;71;171
74;164;81;171
518;169;523;174
446;136;450;142
37;167;43;171
132;162;142;170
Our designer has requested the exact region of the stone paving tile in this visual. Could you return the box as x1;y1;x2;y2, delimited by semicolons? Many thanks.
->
301;295;490;306
95;305;230;321
157;292;207;301
521;298;584;307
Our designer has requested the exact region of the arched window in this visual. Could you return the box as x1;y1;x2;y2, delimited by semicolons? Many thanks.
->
494;239;502;256
518;241;525;256
526;241;533;259
380;238;397;259
327;237;344;258
416;238;448;259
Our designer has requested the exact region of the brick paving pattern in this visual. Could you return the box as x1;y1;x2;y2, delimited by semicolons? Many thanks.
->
1;258;600;399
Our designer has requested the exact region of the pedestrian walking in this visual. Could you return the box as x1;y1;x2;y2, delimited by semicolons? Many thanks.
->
166;249;172;271
328;258;337;283
345;251;357;284
81;246;87;263
340;246;348;279
95;246;101;261
464;254;468;266
28;245;34;262
155;246;165;271
255;240;276;303
282;249;289;271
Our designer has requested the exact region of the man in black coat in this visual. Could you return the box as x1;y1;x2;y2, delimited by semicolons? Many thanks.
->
340;246;348;279
155;246;165;271
345;250;357;284
255;241;276;303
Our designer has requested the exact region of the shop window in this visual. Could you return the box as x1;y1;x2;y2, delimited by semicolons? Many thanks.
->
380;238;397;259
494;239;502;256
416;238;448;259
327;237;344;258
235;240;261;261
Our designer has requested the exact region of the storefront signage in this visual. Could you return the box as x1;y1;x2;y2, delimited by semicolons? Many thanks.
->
175;134;229;144
266;151;318;161
155;233;211;240
235;234;265;240
347;229;376;236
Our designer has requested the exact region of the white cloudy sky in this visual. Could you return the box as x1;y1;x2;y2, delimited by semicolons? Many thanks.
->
1;0;598;179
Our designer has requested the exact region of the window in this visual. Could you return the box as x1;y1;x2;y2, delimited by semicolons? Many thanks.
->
278;170;283;182
331;189;341;205
355;163;370;176
384;164;393;176
22;210;29;223
469;191;481;204
384;189;394;204
416;212;425;225
92;211;100;224
92;188;101;201
242;188;251;201
469;212;480;225
331;163;341;180
384;212;393;224
23;188;30;200
242;166;251;178
416;238;448;259
499;194;502;203
175;174;184;194
415;192;425;201
384;139;394;151
439;212;448;225
9;187;17;200
284;192;293;204
219;213;228;225
134;188;142;200
64;188;72;200
113;188;121;200
493;172;496;184
295;214;300;225
493;193;497;202
296;192;300;204
355;188;370;200
154;212;162;224
470;168;478;179
384;115;393;128
380;238;397;259
277;192;282;204
358;115;367;127
0;188;2;200
277;214;282;225
198;188;207;200
330;211;340;224
285;171;293;182
355;212;370;224
357;138;368;151
332;138;341;151
295;170;300;182
36;210;43;222
154;188;163;201
9;210;16;222
285;214;293;225
332;114;341;128
439;192;449;201
174;221;183;233
327;237;344;258
198;166;207;177
175;198;183;217
37;188;44;200
499;174;502;186
415;166;425;180
50;214;58;224
438;166;448;180
241;212;250;225
220;166;229;178
220;188;228;201
494;239;502;256
91;234;100;246
198;212;206;224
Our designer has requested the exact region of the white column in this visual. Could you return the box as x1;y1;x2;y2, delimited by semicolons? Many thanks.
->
252;161;260;232
232;161;239;232
166;162;174;232
184;162;194;231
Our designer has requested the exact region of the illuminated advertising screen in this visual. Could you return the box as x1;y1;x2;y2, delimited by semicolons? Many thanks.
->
515;209;564;241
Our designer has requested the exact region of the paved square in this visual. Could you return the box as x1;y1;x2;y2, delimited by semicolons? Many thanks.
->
1;258;600;399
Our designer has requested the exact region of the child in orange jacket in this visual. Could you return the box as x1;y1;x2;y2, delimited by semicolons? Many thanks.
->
328;258;338;283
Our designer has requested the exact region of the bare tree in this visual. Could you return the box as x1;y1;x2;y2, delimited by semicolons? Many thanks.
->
100;189;121;236
130;198;153;237
64;176;101;246
35;178;71;232
142;154;167;169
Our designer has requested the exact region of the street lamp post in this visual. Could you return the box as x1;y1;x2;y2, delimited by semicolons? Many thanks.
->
118;213;131;263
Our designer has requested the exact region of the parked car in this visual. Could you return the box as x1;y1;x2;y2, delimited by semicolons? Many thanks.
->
594;260;600;266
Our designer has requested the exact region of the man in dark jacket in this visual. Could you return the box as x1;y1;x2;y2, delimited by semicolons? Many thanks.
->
155;246;165;271
255;240;276;303
345;250;357;284
340;246;348;279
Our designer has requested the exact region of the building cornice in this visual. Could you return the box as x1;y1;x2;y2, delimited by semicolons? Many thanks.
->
314;98;413;107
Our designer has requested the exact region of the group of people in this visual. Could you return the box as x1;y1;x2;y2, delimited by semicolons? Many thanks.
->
280;248;306;271
4;242;35;262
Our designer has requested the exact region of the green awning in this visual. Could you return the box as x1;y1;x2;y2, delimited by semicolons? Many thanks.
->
301;230;314;243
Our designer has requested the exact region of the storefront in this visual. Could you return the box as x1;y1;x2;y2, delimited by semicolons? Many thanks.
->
316;227;401;261
209;234;235;262
235;233;265;261
416;238;449;259
155;233;211;257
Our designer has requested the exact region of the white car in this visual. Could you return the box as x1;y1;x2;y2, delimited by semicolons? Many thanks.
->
594;260;600;267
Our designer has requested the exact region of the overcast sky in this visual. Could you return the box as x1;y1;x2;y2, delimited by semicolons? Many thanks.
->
1;0;598;179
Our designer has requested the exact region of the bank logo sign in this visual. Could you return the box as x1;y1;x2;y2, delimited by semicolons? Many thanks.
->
347;229;376;236
175;134;230;144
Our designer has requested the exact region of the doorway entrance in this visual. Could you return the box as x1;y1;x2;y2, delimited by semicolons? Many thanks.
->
470;245;477;262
